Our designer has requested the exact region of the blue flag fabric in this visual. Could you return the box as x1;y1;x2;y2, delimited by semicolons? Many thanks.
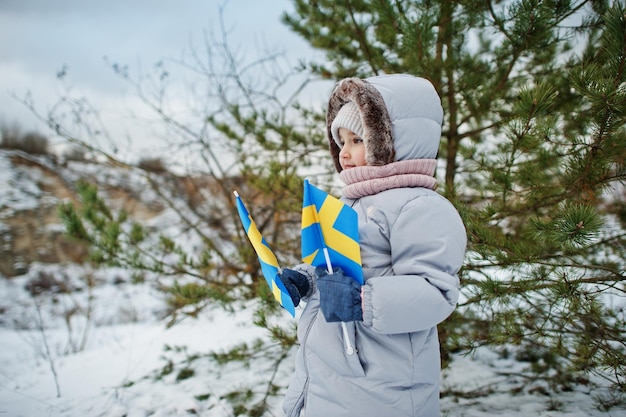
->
234;191;295;317
301;179;363;284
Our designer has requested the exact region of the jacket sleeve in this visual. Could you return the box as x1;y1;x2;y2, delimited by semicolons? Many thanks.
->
361;195;466;334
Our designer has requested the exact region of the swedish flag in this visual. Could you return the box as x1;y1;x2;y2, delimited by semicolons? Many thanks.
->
301;179;363;284
234;191;295;317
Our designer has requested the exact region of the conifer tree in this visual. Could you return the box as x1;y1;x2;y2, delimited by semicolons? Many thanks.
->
284;0;626;393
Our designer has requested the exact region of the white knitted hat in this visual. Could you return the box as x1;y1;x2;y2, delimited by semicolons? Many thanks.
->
330;101;363;146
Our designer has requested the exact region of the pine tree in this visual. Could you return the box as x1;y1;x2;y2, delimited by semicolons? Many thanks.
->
284;0;626;394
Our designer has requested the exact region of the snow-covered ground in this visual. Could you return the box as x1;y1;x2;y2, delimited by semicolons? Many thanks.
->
1;262;623;417
1;150;624;417
0;275;270;417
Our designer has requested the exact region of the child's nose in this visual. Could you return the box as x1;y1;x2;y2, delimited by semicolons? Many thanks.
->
340;144;350;158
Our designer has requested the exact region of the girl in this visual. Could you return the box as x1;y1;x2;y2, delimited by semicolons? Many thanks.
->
280;74;467;417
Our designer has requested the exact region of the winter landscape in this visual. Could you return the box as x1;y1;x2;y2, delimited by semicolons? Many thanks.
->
1;1;626;416
0;149;624;417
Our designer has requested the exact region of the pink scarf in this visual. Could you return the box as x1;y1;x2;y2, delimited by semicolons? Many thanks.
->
339;159;438;199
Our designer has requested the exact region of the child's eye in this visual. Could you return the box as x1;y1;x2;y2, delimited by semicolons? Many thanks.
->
354;137;363;143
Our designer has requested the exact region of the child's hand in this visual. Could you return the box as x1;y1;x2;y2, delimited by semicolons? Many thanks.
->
316;267;363;322
280;269;310;307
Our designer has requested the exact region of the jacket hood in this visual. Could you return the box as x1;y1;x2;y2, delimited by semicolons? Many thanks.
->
326;74;443;173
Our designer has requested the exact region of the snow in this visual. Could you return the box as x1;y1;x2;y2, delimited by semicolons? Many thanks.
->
0;150;624;417
1;286;621;417
0;307;268;417
0;153;42;212
9;317;251;415
441;350;620;417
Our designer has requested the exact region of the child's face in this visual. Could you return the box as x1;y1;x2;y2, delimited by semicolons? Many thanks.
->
338;128;367;170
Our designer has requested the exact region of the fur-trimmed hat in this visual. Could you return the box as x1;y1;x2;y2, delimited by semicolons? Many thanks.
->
330;101;363;145
326;77;395;173
326;75;443;173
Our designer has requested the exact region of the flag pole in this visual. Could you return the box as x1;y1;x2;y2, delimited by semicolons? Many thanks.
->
306;179;355;356
304;180;356;356
322;248;333;274
321;246;355;355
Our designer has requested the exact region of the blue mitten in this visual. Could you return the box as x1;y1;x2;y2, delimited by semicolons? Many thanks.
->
316;267;362;322
280;269;310;307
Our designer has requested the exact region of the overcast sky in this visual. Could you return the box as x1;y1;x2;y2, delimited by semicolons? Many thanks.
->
0;0;322;160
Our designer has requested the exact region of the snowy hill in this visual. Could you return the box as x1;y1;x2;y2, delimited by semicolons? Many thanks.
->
0;149;623;417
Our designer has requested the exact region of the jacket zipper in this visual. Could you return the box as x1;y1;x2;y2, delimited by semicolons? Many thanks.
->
291;309;317;417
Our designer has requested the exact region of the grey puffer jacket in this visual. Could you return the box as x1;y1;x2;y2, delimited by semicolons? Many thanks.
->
283;74;467;417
